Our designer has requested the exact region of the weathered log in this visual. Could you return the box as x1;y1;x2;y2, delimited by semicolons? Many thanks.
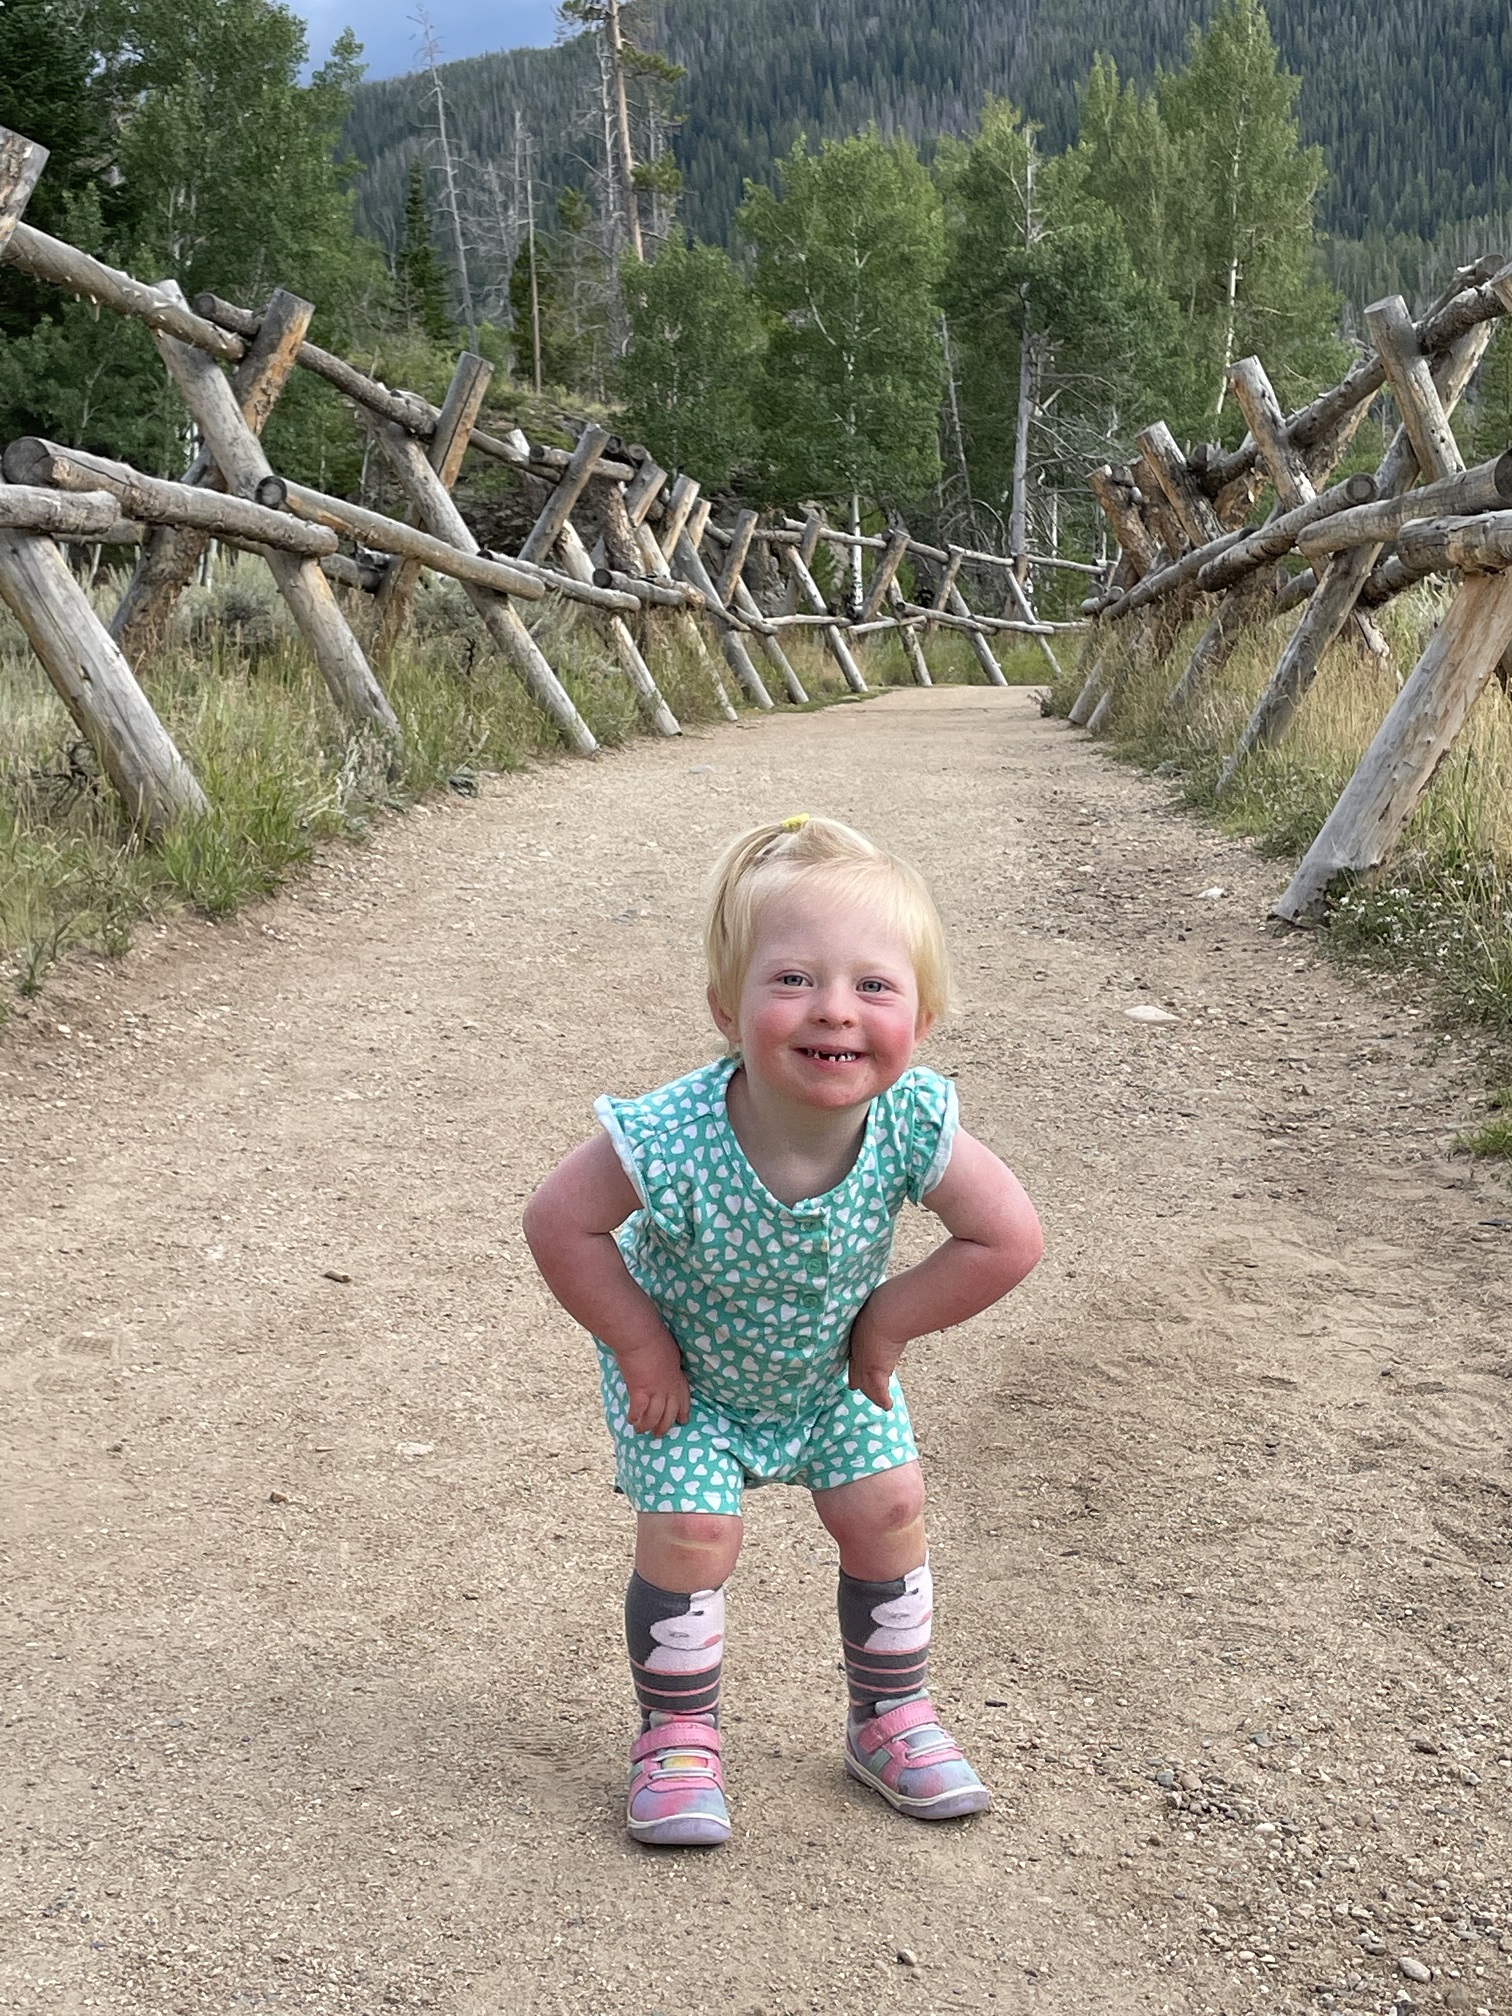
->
0;485;123;536
626;513;738;721
4;440;338;557
730;574;809;703
520;422;611;564
191;292;636;485
4;223;244;359
373;352;494;659
112;287;316;657
1366;295;1465;487
153;300;400;743
554;517;681;737
0;529;207;833
946;584;1008;686
1087;465;1158;583
1198;475;1376;591
1298;455;1512;557
858;530;912;625
1135;422;1224;548
1275;566;1512;922
1090;528;1247;619
1201;255;1512;496
923;547;966;642
590;566;702;610
365;419;598;754
1219;318;1495;786
658;476;702;562
672;529;773;709
624;458;667;528
886;580;933;685
1394;511;1512;576
716;511;759;607
1;126;48;255
783;538;867;693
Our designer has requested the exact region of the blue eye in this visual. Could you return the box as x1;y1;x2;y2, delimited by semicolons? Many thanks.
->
777;972;809;987
858;978;890;994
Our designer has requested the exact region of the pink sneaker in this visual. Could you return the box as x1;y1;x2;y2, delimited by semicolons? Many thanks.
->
845;1698;991;1820
626;1720;731;1847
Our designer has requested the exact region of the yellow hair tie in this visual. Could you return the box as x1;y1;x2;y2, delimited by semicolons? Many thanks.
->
780;813;811;831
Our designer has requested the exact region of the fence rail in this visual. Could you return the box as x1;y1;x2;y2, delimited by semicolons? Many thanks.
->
1071;251;1512;921
0;121;1077;841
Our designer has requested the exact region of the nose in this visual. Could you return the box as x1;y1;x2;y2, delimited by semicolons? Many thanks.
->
810;980;856;1025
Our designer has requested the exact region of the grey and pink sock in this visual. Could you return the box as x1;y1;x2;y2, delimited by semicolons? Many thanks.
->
838;1559;932;1720
625;1573;725;1728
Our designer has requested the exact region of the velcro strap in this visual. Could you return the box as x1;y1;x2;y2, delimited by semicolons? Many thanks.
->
630;1719;723;1764
866;1698;940;1746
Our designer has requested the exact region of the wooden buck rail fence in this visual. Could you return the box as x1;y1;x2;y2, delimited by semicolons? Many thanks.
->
0;123;1078;841
1072;250;1512;922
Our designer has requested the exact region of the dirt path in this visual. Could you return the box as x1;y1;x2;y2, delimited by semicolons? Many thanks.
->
3;688;1511;2016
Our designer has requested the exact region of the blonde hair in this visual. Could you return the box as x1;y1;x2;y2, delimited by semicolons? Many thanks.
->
705;814;951;1024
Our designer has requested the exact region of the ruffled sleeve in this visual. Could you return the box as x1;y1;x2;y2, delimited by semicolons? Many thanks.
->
594;1060;733;1250
902;1067;960;1203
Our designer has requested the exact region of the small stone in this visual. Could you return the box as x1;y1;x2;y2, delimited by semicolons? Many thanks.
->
896;1948;919;1967
322;1269;352;1284
1125;1004;1180;1024
1443;1985;1470;2008
268;1490;288;1505
1156;1769;1177;1788
1398;1957;1432;1984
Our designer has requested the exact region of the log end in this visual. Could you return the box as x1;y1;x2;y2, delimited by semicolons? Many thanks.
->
1495;450;1512;503
1344;472;1377;505
254;475;288;511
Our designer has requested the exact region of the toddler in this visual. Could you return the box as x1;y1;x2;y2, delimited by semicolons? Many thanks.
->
524;815;1043;1845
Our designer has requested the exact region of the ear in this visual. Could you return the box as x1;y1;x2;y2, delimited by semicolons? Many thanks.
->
707;981;740;1046
913;1007;937;1043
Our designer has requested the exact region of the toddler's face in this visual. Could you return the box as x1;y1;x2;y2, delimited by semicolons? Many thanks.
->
709;885;929;1113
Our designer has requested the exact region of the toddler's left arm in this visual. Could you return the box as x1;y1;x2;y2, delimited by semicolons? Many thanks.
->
847;1129;1043;1410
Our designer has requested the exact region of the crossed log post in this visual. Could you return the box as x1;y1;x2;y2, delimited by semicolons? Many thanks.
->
150;292;401;744
371;351;494;660
1219;304;1496;791
113;288;315;657
712;509;809;704
613;464;738;723
663;477;773;710
364;417;597;755
783;515;867;694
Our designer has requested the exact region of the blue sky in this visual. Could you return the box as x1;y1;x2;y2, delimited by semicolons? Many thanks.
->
297;1;561;80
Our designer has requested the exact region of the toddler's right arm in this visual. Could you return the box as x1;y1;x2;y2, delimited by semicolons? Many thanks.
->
523;1133;691;1437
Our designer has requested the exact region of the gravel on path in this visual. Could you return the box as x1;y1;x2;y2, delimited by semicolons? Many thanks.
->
3;688;1510;2016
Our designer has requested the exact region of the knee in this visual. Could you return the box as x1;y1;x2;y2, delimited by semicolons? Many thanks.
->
639;1511;742;1588
869;1467;927;1536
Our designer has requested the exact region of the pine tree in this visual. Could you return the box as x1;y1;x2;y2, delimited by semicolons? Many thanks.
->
395;161;456;346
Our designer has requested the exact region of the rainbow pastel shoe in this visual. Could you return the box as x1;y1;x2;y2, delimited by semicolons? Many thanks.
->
626;1719;730;1847
845;1698;991;1820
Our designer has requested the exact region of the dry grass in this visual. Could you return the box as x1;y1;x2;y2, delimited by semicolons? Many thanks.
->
1044;580;1512;1141
0;559;1009;1018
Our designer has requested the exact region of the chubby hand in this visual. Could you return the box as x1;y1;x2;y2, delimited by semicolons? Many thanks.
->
617;1336;691;1438
847;1297;907;1412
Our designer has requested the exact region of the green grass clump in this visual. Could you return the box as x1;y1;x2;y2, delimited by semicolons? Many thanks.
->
1455;1087;1512;1158
1063;581;1512;1042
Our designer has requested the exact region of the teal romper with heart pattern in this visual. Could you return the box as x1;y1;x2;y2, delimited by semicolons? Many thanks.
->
593;1054;958;1516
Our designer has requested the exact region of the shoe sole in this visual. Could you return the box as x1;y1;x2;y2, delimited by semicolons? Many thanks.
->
845;1751;992;1820
626;1810;731;1847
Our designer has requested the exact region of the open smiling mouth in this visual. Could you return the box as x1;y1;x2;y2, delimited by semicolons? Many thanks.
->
797;1046;865;1063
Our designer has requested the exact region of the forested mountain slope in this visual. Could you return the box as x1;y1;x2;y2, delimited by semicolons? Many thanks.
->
346;0;1512;256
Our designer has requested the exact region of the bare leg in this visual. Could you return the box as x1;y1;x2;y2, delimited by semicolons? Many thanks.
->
811;1461;925;1579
